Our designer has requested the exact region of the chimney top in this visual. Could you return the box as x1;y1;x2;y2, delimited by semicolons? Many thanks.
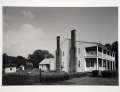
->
71;29;76;32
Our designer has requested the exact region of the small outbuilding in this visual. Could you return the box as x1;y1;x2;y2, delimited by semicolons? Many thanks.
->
20;65;25;70
3;63;17;74
26;62;33;70
39;58;55;71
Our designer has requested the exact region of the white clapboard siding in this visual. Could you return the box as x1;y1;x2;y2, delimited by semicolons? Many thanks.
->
60;38;71;72
76;41;98;72
4;67;16;74
50;58;55;70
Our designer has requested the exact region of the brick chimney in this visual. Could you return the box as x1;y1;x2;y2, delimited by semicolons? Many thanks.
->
69;29;77;73
56;36;62;73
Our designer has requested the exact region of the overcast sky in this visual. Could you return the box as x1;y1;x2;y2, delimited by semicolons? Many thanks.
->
3;7;118;57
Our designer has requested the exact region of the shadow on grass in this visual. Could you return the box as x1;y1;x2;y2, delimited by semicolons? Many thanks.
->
2;74;33;85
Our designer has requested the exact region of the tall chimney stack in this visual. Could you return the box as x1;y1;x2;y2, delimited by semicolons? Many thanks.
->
69;29;77;73
56;36;62;73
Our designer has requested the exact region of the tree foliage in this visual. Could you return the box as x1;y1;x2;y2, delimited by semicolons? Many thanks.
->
105;41;118;69
28;49;54;68
105;43;112;50
3;49;54;68
3;53;26;67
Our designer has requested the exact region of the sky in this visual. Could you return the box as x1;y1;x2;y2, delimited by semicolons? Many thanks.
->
3;7;118;58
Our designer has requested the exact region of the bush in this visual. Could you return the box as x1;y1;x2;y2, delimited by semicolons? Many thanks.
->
101;70;118;78
92;70;99;77
75;72;87;77
40;72;87;83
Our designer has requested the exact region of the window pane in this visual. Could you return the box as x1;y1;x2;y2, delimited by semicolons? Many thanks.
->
86;61;90;67
78;60;80;67
91;61;94;67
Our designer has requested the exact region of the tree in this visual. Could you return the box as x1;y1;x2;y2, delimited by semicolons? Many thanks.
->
46;53;54;58
11;56;26;67
112;41;118;52
3;53;9;67
111;41;118;69
105;41;118;69
105;43;112;50
28;49;54;68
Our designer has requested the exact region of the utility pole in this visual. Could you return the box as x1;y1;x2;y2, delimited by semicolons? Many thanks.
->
39;68;41;83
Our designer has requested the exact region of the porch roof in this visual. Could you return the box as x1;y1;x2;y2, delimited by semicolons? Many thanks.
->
76;40;116;54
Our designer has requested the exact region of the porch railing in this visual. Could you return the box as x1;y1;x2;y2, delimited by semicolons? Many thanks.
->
86;51;97;56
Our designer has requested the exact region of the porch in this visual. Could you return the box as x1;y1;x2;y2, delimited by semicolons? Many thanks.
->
85;58;115;72
85;46;115;61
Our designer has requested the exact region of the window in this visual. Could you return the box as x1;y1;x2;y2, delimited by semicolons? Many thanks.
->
86;61;94;67
78;48;80;54
78;60;80;67
10;68;12;70
103;61;106;67
62;62;64;65
86;61;90;67
113;62;114;69
99;61;102;67
91;61;94;67
63;51;64;56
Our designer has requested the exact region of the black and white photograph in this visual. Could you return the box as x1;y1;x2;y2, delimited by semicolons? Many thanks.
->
2;7;118;86
1;0;120;92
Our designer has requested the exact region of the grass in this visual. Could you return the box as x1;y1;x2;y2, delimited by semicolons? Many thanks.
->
53;76;118;85
2;69;119;85
2;74;32;85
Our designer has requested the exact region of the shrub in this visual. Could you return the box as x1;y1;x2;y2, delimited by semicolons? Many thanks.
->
101;70;118;78
40;72;87;83
92;70;99;77
75;72;87;77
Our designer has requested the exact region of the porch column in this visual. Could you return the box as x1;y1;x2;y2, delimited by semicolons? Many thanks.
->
96;46;98;70
97;58;98;70
106;60;107;70
106;51;108;59
102;49;103;57
114;60;116;70
102;59;103;70
109;61;111;70
111;53;113;61
112;61;113;70
97;46;98;56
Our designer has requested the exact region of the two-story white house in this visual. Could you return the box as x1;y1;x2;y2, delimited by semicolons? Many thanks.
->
60;38;116;72
39;29;116;73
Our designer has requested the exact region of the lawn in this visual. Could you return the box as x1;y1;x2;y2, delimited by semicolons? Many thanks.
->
2;69;119;85
51;76;119;85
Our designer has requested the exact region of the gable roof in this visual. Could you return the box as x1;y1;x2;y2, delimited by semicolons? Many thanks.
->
26;62;33;67
20;65;24;67
4;63;17;67
68;38;116;54
54;38;116;54
39;58;54;64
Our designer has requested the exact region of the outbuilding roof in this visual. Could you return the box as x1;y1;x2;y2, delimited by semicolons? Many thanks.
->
39;58;54;64
4;63;17;67
26;62;33;67
20;65;24;67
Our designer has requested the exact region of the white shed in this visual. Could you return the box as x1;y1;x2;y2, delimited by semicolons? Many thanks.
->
20;65;25;70
4;63;17;74
39;58;55;71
